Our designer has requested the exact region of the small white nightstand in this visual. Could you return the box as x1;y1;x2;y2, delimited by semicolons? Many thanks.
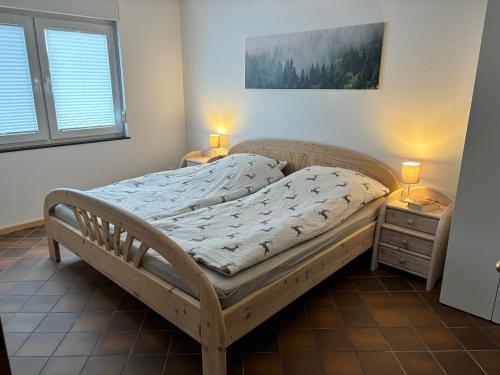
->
180;150;225;168
371;187;454;291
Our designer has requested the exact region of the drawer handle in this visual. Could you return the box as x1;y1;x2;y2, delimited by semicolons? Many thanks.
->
398;259;407;265
496;260;500;273
401;239;409;247
406;218;415;225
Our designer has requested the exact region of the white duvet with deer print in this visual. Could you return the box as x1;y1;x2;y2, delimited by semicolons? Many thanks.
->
153;166;389;276
85;153;286;221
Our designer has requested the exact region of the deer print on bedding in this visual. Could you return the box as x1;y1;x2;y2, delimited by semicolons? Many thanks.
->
154;166;390;276
85;153;286;221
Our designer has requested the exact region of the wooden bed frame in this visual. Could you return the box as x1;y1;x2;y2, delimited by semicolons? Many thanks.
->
44;139;399;375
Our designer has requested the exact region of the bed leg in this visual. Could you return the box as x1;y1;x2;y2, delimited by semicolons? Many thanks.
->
44;200;60;262
202;344;226;375
200;274;226;375
47;235;60;262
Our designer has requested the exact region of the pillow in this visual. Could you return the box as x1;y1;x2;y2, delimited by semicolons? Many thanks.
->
217;153;287;170
206;153;287;196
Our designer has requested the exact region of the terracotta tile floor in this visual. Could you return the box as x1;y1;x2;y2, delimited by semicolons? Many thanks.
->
0;226;499;375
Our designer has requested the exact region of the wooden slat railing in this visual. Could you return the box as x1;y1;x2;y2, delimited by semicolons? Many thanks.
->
44;189;206;297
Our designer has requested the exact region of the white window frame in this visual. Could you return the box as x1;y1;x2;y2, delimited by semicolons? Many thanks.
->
34;17;124;140
0;8;126;151
0;13;50;146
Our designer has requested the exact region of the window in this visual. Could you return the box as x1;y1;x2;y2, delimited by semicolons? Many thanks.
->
0;10;126;151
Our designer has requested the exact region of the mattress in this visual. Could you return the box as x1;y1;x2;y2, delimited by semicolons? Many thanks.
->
54;197;384;308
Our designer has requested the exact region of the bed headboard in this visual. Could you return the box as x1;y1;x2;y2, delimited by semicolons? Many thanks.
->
229;139;400;192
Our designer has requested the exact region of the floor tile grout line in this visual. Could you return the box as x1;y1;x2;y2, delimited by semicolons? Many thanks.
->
23;227;40;239
403;285;486;375
350;264;472;375
329;266;406;374
351;350;366;375
38;277;104;367
120;305;149;373
302;291;327;375
77;276;126;375
24;265;103;374
161;324;175;375
7;235;46;251
0;240;48;280
7;331;30;358
363;270;429;374
425;344;450;374
464;350;488;375
77;354;90;375
477;318;500;349
390;350;409;375
0;253;29;276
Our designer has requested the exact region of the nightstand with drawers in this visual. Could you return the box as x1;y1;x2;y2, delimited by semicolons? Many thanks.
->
180;150;225;167
371;187;454;291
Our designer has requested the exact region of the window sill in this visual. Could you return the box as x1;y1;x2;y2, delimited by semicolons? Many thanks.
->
0;135;130;154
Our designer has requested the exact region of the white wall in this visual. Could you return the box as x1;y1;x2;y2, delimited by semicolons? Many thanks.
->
180;0;486;195
0;0;119;20
0;0;186;228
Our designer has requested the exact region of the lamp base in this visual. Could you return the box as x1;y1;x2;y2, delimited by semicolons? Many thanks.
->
399;184;414;203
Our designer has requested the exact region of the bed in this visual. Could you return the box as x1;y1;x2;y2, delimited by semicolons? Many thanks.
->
44;139;400;375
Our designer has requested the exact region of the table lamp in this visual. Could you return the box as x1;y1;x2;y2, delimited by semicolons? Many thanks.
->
208;134;221;156
400;161;420;202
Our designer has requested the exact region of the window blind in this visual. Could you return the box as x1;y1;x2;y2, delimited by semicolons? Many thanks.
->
45;28;116;131
0;24;38;136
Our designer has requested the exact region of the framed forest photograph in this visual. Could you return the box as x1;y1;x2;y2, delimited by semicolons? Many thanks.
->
245;22;385;89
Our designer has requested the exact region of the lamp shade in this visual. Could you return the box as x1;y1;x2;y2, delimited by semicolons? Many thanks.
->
208;134;220;148
401;162;421;184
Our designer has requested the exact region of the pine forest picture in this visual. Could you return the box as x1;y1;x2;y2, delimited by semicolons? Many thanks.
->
245;23;384;89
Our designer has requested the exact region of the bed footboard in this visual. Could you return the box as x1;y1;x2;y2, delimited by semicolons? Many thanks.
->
44;189;205;292
43;188;226;375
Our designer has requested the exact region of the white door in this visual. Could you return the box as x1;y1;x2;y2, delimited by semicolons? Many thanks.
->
440;0;500;320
